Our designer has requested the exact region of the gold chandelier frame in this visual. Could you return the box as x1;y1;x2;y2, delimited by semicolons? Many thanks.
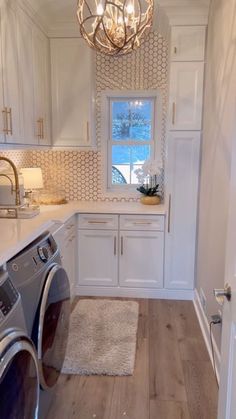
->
77;0;154;56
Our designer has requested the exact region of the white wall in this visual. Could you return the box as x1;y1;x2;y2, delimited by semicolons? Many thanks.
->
196;0;236;350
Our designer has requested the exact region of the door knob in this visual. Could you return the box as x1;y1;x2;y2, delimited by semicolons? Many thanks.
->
214;283;231;306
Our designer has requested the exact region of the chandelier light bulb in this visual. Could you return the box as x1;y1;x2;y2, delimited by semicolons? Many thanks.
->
96;3;104;15
126;3;134;14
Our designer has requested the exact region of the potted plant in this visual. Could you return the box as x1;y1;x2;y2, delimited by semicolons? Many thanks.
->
134;159;162;205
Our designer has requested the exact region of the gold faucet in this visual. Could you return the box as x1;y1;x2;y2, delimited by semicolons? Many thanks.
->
0;157;21;206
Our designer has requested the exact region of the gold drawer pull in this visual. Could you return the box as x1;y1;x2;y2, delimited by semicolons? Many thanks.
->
121;236;124;255
133;221;153;225
87;220;108;224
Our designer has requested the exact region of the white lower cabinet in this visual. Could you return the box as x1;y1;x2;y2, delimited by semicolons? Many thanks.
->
78;214;164;291
119;231;164;288
78;230;118;286
52;217;77;299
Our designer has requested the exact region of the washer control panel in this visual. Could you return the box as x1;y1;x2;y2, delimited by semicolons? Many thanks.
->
0;276;19;320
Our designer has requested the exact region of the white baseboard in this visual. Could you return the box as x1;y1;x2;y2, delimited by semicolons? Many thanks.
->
193;288;221;383
75;285;194;300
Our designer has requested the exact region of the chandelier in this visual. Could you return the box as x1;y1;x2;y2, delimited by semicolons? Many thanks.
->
77;0;154;56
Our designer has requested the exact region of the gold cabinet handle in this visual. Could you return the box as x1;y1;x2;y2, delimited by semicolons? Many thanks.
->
172;102;176;125
7;108;12;135
173;46;177;54
114;236;117;255
87;121;89;143
121;236;124;255
87;220;108;224
168;194;171;233
41;118;44;140
133;221;152;225
37;119;41;138
2;107;8;133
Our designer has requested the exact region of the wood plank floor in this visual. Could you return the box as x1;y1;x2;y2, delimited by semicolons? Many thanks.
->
47;299;218;419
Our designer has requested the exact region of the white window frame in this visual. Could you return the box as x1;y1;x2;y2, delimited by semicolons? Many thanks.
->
101;90;163;198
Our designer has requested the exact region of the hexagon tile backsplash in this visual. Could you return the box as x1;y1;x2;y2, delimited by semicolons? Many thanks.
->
0;31;168;202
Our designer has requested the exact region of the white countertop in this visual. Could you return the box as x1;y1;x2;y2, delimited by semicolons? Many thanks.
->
0;201;166;266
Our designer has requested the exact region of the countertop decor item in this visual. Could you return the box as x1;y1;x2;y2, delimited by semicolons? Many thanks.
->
36;189;67;205
62;299;139;376
135;158;162;205
77;0;154;56
21;167;43;205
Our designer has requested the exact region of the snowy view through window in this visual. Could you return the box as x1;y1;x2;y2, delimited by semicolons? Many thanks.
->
111;99;153;185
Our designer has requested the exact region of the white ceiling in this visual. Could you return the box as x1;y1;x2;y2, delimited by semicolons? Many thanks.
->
28;0;209;25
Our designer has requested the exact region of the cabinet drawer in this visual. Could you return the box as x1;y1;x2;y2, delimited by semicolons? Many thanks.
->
78;214;119;230
120;215;165;231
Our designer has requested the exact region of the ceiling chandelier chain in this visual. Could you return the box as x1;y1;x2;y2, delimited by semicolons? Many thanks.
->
77;0;154;56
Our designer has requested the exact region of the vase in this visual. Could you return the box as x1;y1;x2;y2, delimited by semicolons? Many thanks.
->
140;195;161;205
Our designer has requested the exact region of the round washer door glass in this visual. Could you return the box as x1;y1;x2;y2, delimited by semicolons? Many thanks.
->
39;265;70;389
0;346;39;419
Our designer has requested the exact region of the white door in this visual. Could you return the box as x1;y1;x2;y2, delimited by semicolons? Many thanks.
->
78;229;118;286
169;62;204;131
119;231;164;288
217;136;236;418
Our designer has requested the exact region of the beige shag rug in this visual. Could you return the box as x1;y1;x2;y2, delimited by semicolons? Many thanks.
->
62;299;139;376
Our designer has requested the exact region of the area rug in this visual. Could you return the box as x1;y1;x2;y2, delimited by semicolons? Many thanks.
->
62;299;139;376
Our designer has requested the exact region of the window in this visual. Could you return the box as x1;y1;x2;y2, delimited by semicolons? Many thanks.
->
102;91;162;195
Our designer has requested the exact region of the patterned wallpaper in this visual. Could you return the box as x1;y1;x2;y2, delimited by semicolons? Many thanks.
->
0;31;168;202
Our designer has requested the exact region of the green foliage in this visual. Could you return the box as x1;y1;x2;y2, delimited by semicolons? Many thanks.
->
137;184;159;196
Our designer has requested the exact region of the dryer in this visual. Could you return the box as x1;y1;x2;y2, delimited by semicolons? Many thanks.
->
7;232;71;418
0;269;39;419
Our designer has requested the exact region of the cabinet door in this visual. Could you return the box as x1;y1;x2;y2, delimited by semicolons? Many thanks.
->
169;62;204;131
17;7;35;145
165;131;200;290
78;230;118;286
1;1;23;144
171;26;206;61
50;38;95;147
119;231;164;288
63;236;76;299
0;9;5;143
32;26;51;146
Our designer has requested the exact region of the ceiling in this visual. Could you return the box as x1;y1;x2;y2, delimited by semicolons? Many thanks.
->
28;0;209;24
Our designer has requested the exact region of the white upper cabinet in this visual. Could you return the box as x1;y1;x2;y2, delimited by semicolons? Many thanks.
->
0;1;51;146
32;26;51;146
171;26;206;61
169;61;204;131
1;0;23;144
50;38;95;148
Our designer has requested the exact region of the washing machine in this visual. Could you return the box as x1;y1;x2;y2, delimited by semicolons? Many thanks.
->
7;232;71;418
0;268;39;419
